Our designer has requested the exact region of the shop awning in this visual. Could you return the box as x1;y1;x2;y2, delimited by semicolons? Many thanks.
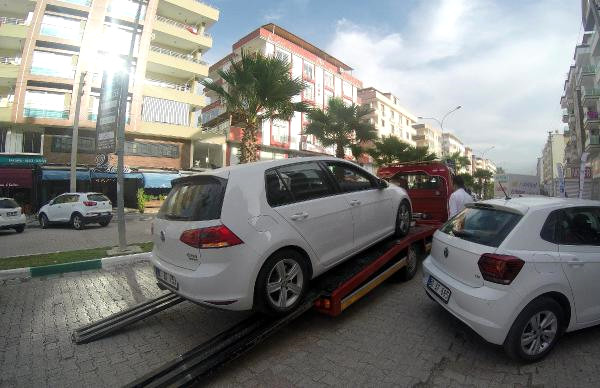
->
41;169;90;181
0;168;33;188
89;171;143;180
142;172;181;189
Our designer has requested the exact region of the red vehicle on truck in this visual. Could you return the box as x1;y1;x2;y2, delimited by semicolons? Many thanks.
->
377;161;454;225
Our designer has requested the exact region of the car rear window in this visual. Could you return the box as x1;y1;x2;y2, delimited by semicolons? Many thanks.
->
158;177;225;221
391;172;442;190
87;194;110;202
440;205;522;247
0;199;19;209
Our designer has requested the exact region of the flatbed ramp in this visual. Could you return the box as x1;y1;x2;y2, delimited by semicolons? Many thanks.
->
72;225;437;387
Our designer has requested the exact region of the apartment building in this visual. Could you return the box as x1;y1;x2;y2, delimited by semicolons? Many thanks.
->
199;23;363;167
463;146;473;175
358;87;417;146
559;0;599;199
540;131;568;197
0;0;218;209
442;132;465;156
412;123;442;157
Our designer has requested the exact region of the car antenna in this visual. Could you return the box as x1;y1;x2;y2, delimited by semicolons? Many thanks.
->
498;181;511;200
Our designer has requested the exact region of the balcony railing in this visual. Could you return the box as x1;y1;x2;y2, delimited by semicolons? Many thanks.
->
59;0;92;6
582;87;600;97
0;16;27;25
0;56;21;65
149;45;207;65
30;66;76;79
23;107;69;119
145;78;191;92
586;134;600;147
155;15;211;38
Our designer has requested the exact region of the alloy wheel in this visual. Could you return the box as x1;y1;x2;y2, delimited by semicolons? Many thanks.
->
266;259;304;309
73;215;82;230
520;310;558;356
398;203;410;233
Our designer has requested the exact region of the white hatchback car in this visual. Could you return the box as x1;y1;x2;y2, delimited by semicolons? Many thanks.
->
38;192;113;230
151;157;412;314
0;197;26;233
423;197;600;362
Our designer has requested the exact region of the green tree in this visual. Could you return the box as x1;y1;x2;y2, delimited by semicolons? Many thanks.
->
408;146;437;163
305;97;377;159
202;51;309;163
367;136;437;166
473;168;493;198
446;151;471;172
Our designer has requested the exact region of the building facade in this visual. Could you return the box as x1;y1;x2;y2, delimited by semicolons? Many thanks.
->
442;132;465;157
357;87;417;146
0;0;218;209
199;23;363;166
412;123;442;157
540;131;568;196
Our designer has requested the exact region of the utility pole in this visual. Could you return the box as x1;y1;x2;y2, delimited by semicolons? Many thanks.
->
70;71;87;192
116;0;143;252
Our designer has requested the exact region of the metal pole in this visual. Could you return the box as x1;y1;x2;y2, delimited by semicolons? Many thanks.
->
116;0;143;252
70;71;86;192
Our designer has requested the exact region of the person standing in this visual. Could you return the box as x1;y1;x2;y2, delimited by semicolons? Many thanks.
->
449;175;473;218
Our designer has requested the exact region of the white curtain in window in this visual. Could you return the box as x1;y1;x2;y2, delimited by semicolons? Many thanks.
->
142;96;190;126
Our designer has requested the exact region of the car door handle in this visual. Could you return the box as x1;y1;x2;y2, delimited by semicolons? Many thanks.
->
349;200;361;206
290;212;309;221
567;259;585;267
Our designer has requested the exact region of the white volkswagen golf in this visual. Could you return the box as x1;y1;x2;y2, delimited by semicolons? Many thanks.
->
151;157;412;314
423;197;600;362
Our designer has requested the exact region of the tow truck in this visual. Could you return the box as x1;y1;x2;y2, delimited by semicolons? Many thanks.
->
72;161;454;387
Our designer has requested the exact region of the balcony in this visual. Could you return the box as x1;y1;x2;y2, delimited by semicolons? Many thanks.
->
0;17;28;49
158;0;219;24
152;15;212;51
585;131;600;154
23;107;69;119
582;86;600;102
143;78;204;106
584;110;600;130
578;64;596;83
562;108;570;123
0;56;20;82
146;45;208;78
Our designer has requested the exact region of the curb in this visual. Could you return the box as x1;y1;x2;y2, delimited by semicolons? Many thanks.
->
0;252;152;281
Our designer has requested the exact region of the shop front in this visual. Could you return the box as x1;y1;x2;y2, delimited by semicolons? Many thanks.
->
39;168;92;206
0;155;47;214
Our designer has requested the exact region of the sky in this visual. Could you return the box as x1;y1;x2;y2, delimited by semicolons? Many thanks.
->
205;0;582;174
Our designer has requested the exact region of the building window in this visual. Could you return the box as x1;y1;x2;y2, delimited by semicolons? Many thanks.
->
324;72;334;90
31;50;76;79
303;84;314;101
125;141;179;158
23;90;69;119
51;135;95;154
40;14;84;41
342;81;352;97
271;119;289;145
0;128;42;154
381;105;386;115
324;89;333;105
391;125;395;134
275;47;290;63
303;61;314;80
141;96;190;126
381;119;385;127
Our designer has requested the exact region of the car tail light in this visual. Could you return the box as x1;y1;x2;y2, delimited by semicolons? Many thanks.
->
478;253;524;285
83;201;97;206
180;225;243;249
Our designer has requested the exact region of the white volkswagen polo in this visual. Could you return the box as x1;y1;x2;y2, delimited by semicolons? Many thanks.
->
423;197;600;362
151;157;412;314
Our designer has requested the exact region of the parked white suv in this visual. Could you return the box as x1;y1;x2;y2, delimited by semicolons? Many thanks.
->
151;157;412;314
0;197;26;233
38;192;113;230
423;197;600;362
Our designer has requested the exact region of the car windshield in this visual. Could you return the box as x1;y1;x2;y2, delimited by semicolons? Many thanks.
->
158;177;225;221
0;199;19;209
440;205;522;248
87;194;110;202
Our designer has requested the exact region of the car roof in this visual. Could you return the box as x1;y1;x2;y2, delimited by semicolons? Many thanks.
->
480;196;600;214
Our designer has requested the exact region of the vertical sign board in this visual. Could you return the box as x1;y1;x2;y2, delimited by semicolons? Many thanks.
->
96;71;127;154
579;152;589;199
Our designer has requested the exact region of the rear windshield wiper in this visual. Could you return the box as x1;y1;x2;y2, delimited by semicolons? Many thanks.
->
163;214;190;221
451;229;474;238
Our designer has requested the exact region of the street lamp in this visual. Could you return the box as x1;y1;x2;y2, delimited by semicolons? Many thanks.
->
418;105;462;156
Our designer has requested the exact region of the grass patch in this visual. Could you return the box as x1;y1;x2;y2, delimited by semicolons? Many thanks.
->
0;242;154;271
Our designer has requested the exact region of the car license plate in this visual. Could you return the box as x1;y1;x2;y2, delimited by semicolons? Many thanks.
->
155;267;178;289
427;275;451;303
6;211;17;217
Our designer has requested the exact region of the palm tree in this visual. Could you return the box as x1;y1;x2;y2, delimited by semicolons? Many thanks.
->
367;136;437;165
305;97;377;159
408;146;437;163
473;168;493;198
202;51;309;163
446;151;471;172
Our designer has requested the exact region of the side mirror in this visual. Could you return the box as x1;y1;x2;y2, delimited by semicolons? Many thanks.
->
377;179;388;189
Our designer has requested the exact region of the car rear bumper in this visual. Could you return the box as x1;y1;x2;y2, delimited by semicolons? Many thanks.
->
82;213;112;224
0;214;26;229
150;250;257;311
422;255;521;345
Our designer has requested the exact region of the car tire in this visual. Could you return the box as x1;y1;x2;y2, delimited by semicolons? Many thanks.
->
14;225;25;233
71;213;85;230
39;213;49;229
254;249;309;315
99;219;110;227
392;243;420;282
394;200;411;237
503;297;564;363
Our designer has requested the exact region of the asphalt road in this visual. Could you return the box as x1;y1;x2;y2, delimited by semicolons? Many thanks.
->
0;213;154;258
2;262;600;387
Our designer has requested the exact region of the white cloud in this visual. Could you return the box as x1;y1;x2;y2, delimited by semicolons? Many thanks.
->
327;0;580;174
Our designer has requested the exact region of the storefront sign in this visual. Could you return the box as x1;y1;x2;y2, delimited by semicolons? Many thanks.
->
92;153;131;174
0;168;33;188
96;71;128;153
0;155;46;166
